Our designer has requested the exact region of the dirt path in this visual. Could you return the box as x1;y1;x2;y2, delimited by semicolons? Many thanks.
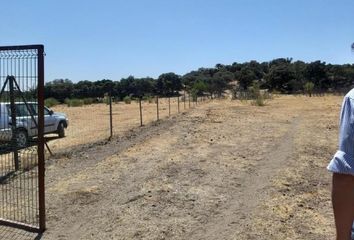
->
188;115;301;240
39;96;339;240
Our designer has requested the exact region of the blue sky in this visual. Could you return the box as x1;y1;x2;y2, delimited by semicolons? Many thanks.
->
1;0;353;82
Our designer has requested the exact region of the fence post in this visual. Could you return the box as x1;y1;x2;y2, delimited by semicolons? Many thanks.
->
189;93;191;108
109;92;113;139
168;97;171;116
177;96;180;113
156;96;159;120
183;90;186;110
9;77;19;171
37;45;46;232
139;98;143;126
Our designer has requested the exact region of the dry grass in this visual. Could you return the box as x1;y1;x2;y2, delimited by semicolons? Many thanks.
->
43;94;344;239
50;97;198;151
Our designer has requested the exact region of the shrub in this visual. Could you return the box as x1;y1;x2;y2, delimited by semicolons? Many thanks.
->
271;90;282;95
45;98;59;107
83;98;94;105
123;96;131;104
262;91;272;100
67;98;84;107
103;96;111;105
142;95;149;101
304;82;315;97
251;95;266;106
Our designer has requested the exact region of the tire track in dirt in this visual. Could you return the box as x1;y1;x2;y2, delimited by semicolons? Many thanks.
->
187;115;301;239
246;97;339;239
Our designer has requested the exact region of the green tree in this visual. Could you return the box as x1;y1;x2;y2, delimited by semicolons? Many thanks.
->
239;67;256;90
304;61;328;92
44;79;74;102
265;58;295;93
157;72;182;96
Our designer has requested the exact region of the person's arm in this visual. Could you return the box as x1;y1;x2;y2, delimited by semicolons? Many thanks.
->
328;96;354;239
332;173;354;240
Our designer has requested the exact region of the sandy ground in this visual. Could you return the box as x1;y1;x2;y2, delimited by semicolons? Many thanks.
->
1;94;342;239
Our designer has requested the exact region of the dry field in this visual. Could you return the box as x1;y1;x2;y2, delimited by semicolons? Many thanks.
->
1;94;343;239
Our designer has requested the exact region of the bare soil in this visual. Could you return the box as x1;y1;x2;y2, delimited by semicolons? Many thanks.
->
7;95;342;239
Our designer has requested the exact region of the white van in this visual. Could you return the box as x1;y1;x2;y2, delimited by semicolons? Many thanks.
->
0;102;69;147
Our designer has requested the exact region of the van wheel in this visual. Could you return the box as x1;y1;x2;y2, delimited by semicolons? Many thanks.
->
16;130;28;148
58;122;65;138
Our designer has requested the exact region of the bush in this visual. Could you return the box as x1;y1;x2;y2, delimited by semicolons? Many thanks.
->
102;96;111;105
304;82;315;97
123;96;132;104
251;95;266;106
271;90;281;95
45;98;59;107
83;98;94;105
67;98;84;107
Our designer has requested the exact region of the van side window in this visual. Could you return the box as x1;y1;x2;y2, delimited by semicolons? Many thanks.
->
6;104;31;117
30;104;38;116
29;104;50;115
44;108;50;115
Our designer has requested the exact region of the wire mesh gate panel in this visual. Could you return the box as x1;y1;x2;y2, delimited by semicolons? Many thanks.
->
0;45;45;233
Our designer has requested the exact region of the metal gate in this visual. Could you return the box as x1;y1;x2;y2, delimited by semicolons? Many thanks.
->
0;45;45;233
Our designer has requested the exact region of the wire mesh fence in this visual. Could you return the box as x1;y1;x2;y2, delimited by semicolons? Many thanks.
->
0;45;45;233
44;93;211;152
108;95;191;137
109;94;208;138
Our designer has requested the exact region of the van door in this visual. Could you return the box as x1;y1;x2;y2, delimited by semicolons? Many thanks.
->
27;103;39;137
29;103;56;134
0;104;11;141
44;107;57;133
15;103;36;137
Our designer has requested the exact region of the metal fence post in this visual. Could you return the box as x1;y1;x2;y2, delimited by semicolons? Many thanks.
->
9;77;19;171
37;45;46;232
177;96;180;113
189;93;191;108
139;98;143;126
168;97;171;116
183;90;186;110
156;96;159;120
109;92;113;139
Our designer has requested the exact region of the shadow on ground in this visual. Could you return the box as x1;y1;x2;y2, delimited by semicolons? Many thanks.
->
0;226;42;240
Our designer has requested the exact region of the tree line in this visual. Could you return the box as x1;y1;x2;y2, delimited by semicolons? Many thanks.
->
45;58;354;102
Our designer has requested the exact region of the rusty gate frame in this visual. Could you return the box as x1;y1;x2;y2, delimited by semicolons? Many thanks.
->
0;45;45;233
